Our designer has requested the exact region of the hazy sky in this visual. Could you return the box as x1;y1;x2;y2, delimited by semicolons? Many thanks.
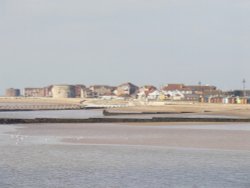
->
0;0;250;94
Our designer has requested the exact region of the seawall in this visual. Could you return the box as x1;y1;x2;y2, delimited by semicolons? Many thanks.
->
0;117;250;124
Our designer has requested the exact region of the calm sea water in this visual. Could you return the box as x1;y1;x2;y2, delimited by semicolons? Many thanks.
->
0;109;104;119
0;129;250;188
0;110;250;188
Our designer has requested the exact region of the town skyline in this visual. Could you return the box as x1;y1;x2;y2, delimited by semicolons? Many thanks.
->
0;78;248;96
3;81;248;97
2;79;248;94
4;82;249;105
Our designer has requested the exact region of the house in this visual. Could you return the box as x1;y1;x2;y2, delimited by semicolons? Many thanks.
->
162;90;185;101
162;84;192;95
148;90;161;100
81;88;98;98
115;82;139;97
137;85;157;100
89;85;116;97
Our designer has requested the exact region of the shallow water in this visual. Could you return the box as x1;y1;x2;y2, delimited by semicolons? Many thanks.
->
0;109;104;119
1;144;250;188
1;124;250;188
155;124;250;131
0;109;238;119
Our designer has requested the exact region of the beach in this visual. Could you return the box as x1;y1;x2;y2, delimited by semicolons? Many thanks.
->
0;97;250;118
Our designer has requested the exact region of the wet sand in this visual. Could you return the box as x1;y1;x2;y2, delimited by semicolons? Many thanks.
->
9;122;250;151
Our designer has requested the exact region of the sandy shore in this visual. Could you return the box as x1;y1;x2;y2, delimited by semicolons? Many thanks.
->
1;97;250;118
108;103;250;118
8;122;250;151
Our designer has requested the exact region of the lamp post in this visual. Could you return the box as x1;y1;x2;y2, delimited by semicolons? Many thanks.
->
198;81;202;102
243;79;246;97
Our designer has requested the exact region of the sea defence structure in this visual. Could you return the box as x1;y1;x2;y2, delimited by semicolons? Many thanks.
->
0;117;250;124
52;85;76;98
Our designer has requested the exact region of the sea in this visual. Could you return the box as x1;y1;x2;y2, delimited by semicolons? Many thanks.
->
0;110;250;188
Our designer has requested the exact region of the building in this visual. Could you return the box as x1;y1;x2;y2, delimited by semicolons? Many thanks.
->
52;85;76;98
5;88;21;97
89;85;116;96
162;84;185;91
231;90;250;97
162;90;185;101
162;84;192;95
162;84;218;96
81;88;98;98
137;85;157;100
209;96;224;104
184;94;200;102
187;85;217;95
208;96;249;104
75;85;86;98
115;82;139;97
44;85;53;97
24;88;45;97
139;85;157;93
147;90;161;100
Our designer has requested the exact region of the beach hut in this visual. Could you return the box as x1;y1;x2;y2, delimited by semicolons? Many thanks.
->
247;98;250;104
228;97;236;104
223;97;229;104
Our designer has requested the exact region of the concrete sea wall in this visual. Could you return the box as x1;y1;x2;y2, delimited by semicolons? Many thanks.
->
0;117;250;124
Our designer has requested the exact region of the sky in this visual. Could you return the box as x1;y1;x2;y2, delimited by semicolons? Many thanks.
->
0;0;250;94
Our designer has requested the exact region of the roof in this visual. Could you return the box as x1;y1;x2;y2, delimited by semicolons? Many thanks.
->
118;82;139;88
89;85;116;90
163;84;185;90
187;85;217;91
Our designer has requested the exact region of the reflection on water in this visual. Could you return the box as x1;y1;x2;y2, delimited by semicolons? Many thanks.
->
0;125;250;188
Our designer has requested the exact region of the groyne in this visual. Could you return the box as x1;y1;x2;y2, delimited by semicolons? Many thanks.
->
0;104;82;111
0;105;108;112
0;117;250;124
103;110;193;116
